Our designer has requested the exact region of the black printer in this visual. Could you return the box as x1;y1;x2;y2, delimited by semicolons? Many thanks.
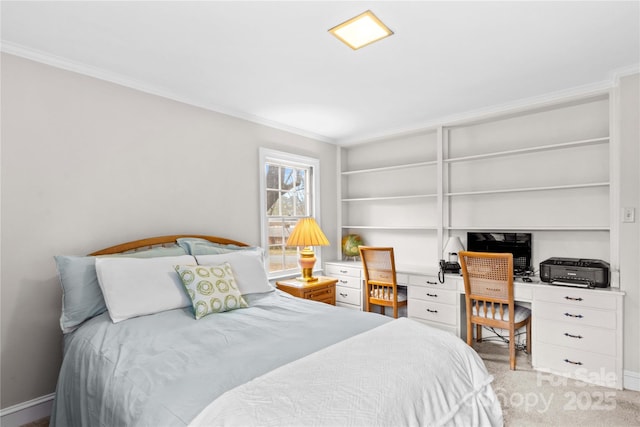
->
539;258;610;288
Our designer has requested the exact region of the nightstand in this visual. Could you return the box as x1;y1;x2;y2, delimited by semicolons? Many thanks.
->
276;276;337;305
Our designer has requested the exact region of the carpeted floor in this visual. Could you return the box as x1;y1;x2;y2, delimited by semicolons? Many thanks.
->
476;341;640;426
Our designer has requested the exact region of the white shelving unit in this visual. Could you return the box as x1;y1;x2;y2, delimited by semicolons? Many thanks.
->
335;92;614;275
444;136;609;164
338;130;440;265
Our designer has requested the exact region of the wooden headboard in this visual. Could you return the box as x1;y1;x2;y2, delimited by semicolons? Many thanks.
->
89;235;249;256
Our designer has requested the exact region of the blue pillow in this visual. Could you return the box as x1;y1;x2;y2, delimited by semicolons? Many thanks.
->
106;245;188;258
55;256;107;334
176;238;254;256
54;245;190;333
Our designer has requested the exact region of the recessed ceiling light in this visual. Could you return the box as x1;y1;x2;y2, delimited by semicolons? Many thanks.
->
329;10;393;50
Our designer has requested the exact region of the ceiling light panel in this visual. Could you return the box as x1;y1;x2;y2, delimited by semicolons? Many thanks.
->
329;10;393;50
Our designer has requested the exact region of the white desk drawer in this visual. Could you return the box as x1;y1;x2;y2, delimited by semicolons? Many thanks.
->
537;318;616;357
535;342;618;388
335;275;361;290
335;285;361;306
326;264;361;278
535;287;617;310
409;274;456;291
409;300;457;326
536;301;617;329
408;286;457;305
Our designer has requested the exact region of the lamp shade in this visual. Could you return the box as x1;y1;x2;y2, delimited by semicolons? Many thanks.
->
443;236;464;258
286;218;330;247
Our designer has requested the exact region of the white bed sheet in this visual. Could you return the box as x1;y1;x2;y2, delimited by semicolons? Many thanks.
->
190;317;503;427
52;289;502;427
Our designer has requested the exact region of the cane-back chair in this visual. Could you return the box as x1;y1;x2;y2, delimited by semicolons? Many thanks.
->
359;247;407;319
459;251;532;370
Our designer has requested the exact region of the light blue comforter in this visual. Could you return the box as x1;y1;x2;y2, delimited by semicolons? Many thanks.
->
50;290;390;427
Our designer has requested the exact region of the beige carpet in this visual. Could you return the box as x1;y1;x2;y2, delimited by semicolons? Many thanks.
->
476;341;640;426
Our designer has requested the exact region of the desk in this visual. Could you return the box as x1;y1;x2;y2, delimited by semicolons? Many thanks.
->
326;260;536;333
325;260;625;389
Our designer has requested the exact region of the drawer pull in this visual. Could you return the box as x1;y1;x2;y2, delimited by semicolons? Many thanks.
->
563;359;583;366
426;293;438;298
340;270;348;274
426;281;437;285
564;333;583;339
564;296;583;302
339;280;348;284
426;308;438;313
564;312;583;318
339;293;348;298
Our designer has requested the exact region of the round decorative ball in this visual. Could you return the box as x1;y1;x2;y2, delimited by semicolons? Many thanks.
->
342;234;364;258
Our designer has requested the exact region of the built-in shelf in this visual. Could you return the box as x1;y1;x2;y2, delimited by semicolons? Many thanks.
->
446;182;609;197
342;225;438;231
445;225;610;231
341;160;437;175
338;94;611;265
445;137;609;164
342;194;437;202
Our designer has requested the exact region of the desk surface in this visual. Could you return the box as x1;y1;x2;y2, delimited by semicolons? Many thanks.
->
326;260;624;301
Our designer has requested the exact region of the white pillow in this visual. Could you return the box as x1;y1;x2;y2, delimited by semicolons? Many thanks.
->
95;255;196;323
195;251;274;295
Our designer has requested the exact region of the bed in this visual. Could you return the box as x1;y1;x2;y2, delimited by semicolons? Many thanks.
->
50;235;503;427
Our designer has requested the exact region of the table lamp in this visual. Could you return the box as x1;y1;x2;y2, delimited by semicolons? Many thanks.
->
443;236;464;263
286;217;330;282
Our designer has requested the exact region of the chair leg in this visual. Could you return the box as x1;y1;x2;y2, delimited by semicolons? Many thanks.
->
476;324;482;343
509;327;516;370
393;305;398;319
467;322;474;347
526;318;532;353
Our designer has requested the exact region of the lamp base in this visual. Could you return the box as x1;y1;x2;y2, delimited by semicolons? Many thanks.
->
296;247;318;282
295;275;319;282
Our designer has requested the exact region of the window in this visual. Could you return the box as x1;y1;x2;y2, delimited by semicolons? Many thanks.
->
259;148;321;277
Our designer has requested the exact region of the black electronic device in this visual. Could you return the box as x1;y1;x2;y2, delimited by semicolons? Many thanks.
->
439;259;461;274
438;259;460;283
539;257;610;288
466;232;532;276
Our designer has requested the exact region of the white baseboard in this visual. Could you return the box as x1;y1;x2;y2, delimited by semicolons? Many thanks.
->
624;370;640;391
0;394;54;427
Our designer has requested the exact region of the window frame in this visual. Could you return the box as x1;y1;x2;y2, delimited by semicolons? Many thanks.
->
259;148;322;279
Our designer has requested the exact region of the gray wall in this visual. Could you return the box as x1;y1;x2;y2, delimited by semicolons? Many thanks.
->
0;53;338;408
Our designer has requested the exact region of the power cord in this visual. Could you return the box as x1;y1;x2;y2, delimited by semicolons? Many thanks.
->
480;326;529;353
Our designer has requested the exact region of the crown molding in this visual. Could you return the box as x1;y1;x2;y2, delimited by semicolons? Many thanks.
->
3;41;635;148
341;66;637;146
0;41;335;144
611;63;640;83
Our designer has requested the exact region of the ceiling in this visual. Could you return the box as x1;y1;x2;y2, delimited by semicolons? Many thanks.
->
2;1;639;145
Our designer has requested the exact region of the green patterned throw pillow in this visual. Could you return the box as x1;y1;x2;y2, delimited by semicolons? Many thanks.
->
174;263;248;319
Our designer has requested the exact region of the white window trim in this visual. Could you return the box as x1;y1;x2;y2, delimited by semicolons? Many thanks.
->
259;148;322;279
